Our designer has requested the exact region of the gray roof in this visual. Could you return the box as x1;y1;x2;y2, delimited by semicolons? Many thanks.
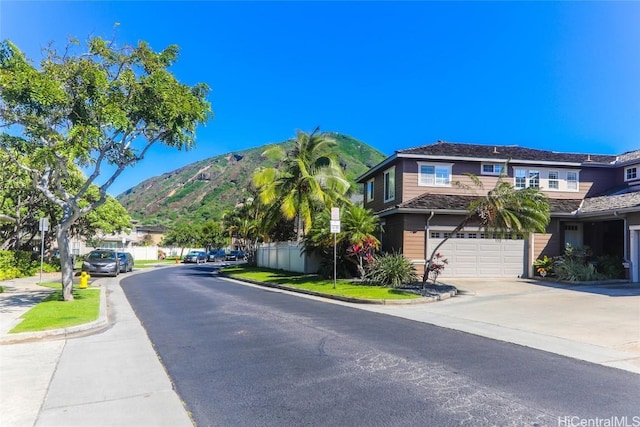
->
617;149;640;164
398;141;617;164
580;192;640;214
393;192;581;215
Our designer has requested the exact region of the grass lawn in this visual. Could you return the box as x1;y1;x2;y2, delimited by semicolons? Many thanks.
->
221;266;420;300
10;283;101;334
134;259;181;268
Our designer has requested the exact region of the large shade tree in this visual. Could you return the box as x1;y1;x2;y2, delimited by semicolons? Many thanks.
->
423;174;550;284
0;37;211;300
252;128;351;240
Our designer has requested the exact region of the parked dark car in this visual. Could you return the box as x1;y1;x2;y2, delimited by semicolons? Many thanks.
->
184;250;207;264
82;249;120;277
207;250;226;262
225;250;246;261
117;252;134;273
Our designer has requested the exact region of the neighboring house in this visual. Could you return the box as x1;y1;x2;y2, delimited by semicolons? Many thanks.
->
357;141;640;282
70;222;168;255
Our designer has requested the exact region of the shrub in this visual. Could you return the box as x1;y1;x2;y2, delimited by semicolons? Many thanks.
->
364;253;418;287
553;244;603;282
595;254;625;279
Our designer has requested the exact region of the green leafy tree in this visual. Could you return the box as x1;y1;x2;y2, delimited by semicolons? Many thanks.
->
160;222;202;258
200;220;227;250
253;128;350;240
423;174;550;284
0;38;211;300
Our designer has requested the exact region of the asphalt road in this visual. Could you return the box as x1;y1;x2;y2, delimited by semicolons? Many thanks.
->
121;265;640;427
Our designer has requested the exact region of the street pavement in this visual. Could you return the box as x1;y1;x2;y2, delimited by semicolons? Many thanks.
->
1;268;639;426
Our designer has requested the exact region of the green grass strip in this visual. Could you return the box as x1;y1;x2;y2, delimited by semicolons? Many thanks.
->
221;266;420;300
10;287;100;334
134;259;181;268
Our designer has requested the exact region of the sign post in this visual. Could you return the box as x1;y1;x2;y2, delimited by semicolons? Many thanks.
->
38;218;49;284
330;208;340;289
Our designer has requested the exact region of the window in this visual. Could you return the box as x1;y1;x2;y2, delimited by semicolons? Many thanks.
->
430;232;440;238
443;232;452;238
626;167;638;181
468;233;477;239
528;170;540;188
383;167;395;202
515;168;550;189
418;163;452;186
515;169;527;189
548;171;559;189
456;232;465;238
482;163;504;175
566;172;578;190
366;179;374;202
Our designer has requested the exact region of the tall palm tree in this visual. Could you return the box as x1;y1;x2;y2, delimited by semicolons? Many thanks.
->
253;128;350;240
423;173;550;283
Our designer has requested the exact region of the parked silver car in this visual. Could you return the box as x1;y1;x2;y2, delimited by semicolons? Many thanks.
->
82;250;120;277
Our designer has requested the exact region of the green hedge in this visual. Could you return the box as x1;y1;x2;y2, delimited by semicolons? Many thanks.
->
0;250;59;281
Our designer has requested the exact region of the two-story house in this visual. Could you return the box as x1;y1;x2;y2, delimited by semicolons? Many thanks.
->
357;141;640;282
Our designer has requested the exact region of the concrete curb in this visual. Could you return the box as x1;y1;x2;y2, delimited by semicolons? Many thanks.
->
0;286;108;344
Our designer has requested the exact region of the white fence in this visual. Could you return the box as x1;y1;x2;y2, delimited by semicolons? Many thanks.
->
128;246;204;261
256;241;320;274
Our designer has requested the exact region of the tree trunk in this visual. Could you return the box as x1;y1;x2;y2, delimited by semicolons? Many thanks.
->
56;224;75;301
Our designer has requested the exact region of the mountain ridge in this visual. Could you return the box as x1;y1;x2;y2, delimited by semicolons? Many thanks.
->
117;133;386;225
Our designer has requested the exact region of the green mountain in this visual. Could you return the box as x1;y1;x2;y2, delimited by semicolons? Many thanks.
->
117;133;386;225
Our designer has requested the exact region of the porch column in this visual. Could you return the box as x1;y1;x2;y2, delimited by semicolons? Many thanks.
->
629;226;640;283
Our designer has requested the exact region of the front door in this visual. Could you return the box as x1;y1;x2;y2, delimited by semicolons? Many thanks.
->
564;223;583;248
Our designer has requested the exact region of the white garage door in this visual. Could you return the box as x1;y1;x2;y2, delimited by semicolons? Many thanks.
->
427;237;526;278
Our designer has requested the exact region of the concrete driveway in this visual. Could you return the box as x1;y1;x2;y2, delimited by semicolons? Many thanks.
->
355;278;640;373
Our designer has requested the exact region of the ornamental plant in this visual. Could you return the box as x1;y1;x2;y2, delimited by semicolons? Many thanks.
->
427;252;448;284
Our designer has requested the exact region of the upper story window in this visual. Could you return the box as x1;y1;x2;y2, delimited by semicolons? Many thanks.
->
515;168;578;191
626;166;638;181
366;179;374;202
383;167;395;202
548;171;559;189
566;171;578;190
418;163;452;186
481;163;504;175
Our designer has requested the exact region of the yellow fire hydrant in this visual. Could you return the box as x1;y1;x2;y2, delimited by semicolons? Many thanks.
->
79;271;90;289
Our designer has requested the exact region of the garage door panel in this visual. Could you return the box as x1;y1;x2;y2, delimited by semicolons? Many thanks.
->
428;238;525;278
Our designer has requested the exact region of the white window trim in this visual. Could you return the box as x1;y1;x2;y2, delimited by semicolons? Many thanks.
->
625;166;638;182
481;162;505;176
514;167;580;192
417;162;453;187
366;178;374;202
383;166;395;203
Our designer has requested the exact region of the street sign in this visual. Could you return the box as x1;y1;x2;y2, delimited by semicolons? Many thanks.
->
39;217;49;232
330;220;341;233
331;207;340;221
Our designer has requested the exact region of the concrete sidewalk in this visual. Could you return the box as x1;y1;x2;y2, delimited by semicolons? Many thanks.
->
1;271;639;426
0;270;192;427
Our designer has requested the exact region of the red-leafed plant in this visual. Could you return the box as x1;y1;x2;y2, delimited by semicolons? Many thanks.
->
427;252;448;284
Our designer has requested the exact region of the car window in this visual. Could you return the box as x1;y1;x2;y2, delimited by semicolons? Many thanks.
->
88;251;115;260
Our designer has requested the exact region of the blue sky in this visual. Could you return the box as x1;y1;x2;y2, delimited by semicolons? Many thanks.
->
1;1;639;196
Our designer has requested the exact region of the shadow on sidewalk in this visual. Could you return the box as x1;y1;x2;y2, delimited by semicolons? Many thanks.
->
0;289;54;314
528;279;640;297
